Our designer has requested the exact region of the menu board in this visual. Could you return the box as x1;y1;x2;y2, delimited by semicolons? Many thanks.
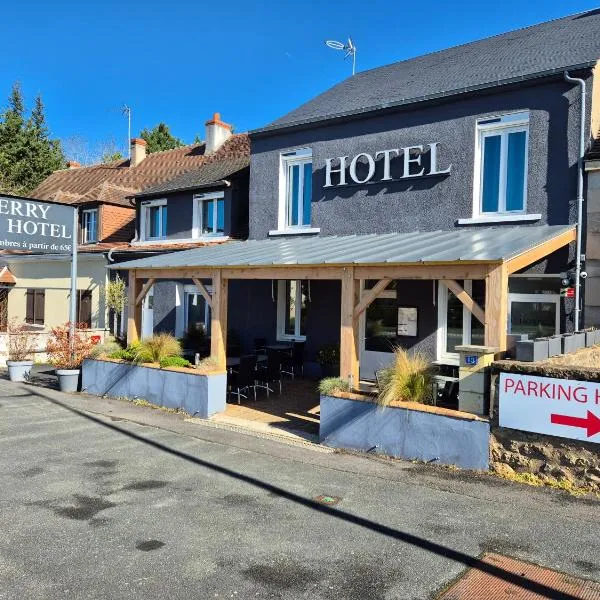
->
397;307;418;337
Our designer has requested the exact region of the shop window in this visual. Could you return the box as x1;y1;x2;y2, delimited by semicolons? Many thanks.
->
25;289;45;325
193;192;225;237
508;277;561;337
364;297;398;352
277;280;308;340
81;208;98;243
437;281;485;363
279;149;312;230
141;199;167;240
474;112;529;216
77;290;93;327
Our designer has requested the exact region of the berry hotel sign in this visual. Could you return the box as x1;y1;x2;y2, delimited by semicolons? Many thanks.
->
499;372;600;442
0;196;75;253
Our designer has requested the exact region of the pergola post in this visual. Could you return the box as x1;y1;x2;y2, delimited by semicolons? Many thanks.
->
340;267;360;388
484;264;508;351
127;270;143;344
210;269;228;370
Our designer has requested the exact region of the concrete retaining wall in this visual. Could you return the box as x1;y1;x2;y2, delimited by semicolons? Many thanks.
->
320;394;490;470
82;358;226;418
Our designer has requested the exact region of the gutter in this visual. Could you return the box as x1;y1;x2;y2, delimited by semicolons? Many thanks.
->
131;179;232;201
251;62;596;137
564;70;587;332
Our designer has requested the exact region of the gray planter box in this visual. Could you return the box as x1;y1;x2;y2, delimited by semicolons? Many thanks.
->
81;359;226;418
506;334;528;359
516;338;549;362
320;394;489;470
586;329;599;347
562;333;585;354
547;335;562;357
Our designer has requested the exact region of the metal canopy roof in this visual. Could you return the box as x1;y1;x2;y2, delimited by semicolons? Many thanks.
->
112;225;574;270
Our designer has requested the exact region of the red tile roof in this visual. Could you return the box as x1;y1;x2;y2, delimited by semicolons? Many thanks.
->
30;134;250;208
0;266;16;284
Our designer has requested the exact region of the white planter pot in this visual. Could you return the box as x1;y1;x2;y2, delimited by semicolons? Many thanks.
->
56;369;80;393
6;360;34;382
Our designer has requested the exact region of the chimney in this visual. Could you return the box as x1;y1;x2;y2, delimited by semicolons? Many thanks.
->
66;160;80;169
130;138;147;167
204;112;232;153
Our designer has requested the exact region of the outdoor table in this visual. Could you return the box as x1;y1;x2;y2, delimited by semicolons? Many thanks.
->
226;355;266;369
266;343;293;353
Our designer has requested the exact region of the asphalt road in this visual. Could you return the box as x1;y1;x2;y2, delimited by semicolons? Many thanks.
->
1;375;599;600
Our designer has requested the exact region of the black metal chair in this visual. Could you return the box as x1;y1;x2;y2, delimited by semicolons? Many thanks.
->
254;337;267;356
281;341;305;378
255;349;282;397
227;354;257;404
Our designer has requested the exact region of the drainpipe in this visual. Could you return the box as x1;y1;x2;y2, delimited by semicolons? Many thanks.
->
564;70;586;332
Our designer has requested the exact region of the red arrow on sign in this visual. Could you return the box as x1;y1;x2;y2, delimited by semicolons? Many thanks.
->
550;410;600;438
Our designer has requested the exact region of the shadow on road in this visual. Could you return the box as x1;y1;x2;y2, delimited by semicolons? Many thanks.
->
30;387;582;600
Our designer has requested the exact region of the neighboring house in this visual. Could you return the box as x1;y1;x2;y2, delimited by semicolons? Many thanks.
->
585;134;600;326
117;10;600;382
123;113;250;339
0;113;247;361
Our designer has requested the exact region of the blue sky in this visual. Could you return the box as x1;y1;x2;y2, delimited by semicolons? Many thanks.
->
1;0;597;157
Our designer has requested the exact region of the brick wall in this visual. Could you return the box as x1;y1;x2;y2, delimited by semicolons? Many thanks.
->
100;204;135;243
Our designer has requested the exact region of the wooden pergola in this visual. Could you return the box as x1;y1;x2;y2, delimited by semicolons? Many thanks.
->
123;226;575;386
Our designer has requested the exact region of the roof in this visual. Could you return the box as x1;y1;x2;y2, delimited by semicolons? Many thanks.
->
30;134;250;207
0;266;16;285
256;10;600;134
136;155;250;198
111;225;574;270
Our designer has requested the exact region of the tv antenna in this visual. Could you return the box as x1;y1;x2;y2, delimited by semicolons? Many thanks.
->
325;37;356;75
121;104;131;158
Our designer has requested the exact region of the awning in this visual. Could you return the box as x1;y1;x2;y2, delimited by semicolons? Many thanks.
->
111;225;575;270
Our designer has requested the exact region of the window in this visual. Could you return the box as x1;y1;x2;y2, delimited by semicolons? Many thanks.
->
279;149;312;230
141;199;167;240
193;192;225;237
474;112;529;216
25;289;45;325
437;281;485;363
81;208;98;243
364;297;398;352
508;277;561;338
184;286;211;337
77;290;92;327
277;280;308;340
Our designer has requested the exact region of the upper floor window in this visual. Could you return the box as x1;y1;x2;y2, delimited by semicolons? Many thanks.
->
193;192;225;237
475;112;529;217
279;148;312;230
141;199;167;240
81;208;98;244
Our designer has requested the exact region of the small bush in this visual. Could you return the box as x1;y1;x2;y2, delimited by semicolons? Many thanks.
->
91;340;122;358
108;348;136;361
46;322;96;369
318;377;350;396
377;347;432;407
159;356;192;369
317;345;340;366
7;319;39;361
134;333;181;363
196;357;220;372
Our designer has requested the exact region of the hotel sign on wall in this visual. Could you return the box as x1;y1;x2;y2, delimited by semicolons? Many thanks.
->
0;195;75;253
499;373;600;442
324;142;452;187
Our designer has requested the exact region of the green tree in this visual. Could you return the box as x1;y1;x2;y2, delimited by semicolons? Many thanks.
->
0;83;64;195
140;122;184;154
101;150;124;163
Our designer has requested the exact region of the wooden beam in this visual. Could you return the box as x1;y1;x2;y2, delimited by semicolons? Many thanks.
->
505;227;576;274
192;277;212;308
340;267;360;388
210;270;228;370
440;280;485;325
127;270;143;344
353;278;392;319
353;264;491;281
484;264;508;351
135;278;155;306
135;268;213;280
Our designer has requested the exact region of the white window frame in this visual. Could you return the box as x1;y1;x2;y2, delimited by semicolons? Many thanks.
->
183;284;212;335
275;148;315;233
276;279;307;341
140;198;167;241
436;280;477;365
472;111;530;219
508;293;560;336
81;208;98;244
192;191;225;238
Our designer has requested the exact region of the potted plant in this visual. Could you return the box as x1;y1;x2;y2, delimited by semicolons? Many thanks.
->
317;344;340;377
6;320;39;382
46;322;95;392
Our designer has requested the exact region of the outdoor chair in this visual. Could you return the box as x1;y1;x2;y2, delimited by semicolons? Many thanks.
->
228;354;257;405
281;341;305;378
255;349;282;397
253;337;267;356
